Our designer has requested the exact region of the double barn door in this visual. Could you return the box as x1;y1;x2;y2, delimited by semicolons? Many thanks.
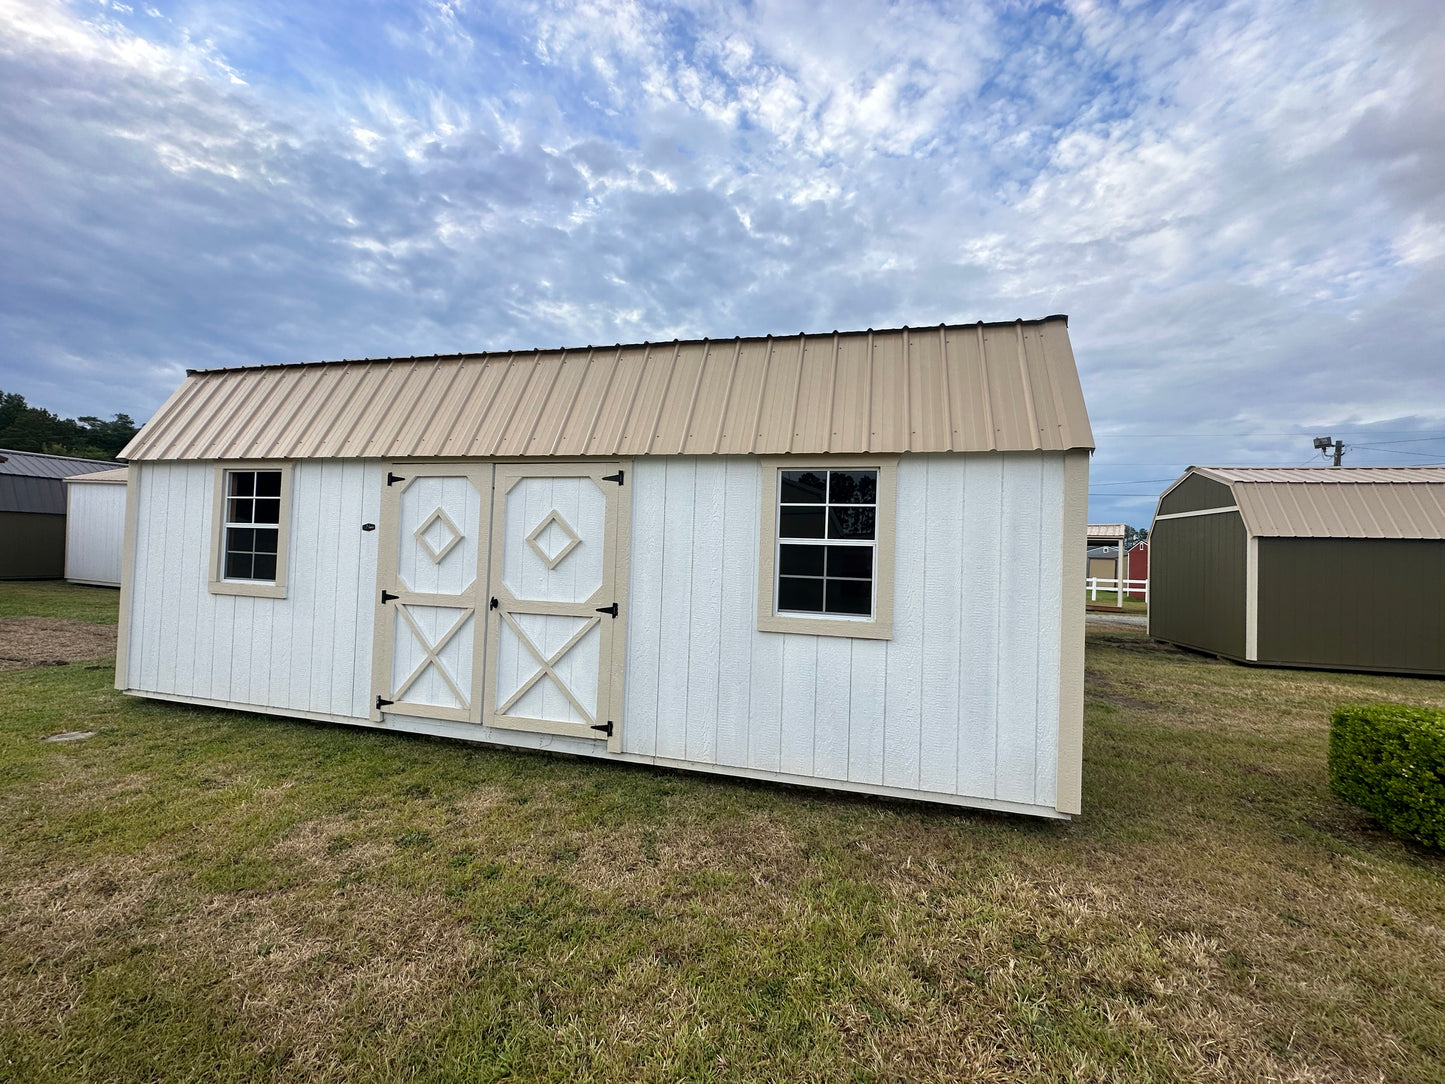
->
370;462;628;752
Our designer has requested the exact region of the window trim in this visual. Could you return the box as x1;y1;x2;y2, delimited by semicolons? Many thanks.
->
757;455;897;640
209;462;292;599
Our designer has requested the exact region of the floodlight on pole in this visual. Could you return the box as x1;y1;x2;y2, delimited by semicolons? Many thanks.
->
1312;435;1345;466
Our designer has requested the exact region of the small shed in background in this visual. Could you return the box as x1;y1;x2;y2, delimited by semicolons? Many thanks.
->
1086;546;1119;582
65;467;129;587
0;449;118;579
1126;540;1148;599
1085;523;1126;610
1149;466;1445;676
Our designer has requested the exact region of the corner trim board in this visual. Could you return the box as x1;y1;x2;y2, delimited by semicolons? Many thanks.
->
1245;534;1259;661
113;463;142;691
1055;449;1088;815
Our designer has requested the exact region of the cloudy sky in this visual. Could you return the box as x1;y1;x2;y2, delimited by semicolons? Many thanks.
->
2;0;1442;523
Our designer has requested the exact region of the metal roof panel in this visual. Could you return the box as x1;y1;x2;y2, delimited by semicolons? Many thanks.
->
1179;467;1445;539
121;318;1094;461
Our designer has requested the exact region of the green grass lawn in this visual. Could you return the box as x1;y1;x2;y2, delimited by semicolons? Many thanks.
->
0;580;119;623
1083;589;1148;613
1;584;1443;1082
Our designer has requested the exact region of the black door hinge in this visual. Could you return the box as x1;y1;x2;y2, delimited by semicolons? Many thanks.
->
602;470;624;485
590;720;614;737
376;696;394;709
595;602;618;618
381;590;398;604
386;472;406;486
490;596;499;610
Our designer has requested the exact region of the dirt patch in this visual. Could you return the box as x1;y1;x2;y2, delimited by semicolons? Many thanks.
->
1087;673;1165;711
1090;633;1199;659
0;617;117;671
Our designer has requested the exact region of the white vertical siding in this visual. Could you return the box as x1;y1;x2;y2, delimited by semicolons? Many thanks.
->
64;481;128;586
621;454;1068;809
124;452;1070;814
957;456;1003;797
621;464;665;757
125;460;384;720
882;465;926;792
714;460;756;768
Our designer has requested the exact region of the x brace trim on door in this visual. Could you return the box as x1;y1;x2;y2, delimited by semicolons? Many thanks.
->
394;603;473;708
497;610;600;725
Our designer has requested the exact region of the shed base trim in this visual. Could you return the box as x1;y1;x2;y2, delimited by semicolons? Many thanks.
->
1147;641;1445;679
122;689;1071;819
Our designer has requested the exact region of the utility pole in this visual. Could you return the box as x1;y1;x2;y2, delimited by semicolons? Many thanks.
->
1312;435;1345;466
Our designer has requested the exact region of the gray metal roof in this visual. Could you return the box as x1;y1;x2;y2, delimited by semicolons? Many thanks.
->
0;449;118;514
1183;466;1445;540
121;317;1094;462
0;448;116;478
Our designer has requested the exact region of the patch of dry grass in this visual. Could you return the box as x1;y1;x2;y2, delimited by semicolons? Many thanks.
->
0;593;1443;1081
0;618;116;671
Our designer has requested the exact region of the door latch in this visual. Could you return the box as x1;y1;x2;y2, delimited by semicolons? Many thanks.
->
490;597;499;610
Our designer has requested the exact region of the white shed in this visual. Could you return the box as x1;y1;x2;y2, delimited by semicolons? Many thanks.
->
64;467;129;587
116;318;1094;818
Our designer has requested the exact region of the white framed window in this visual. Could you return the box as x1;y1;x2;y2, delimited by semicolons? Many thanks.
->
757;456;896;639
209;463;292;598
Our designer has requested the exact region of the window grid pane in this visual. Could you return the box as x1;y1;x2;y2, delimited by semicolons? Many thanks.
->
777;468;876;618
223;469;283;583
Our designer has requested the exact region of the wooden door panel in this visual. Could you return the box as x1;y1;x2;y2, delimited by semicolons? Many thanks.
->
485;462;626;750
372;465;491;724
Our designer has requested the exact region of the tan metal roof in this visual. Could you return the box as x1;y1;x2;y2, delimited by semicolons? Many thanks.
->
65;467;129;484
1188;467;1445;539
1196;466;1445;484
120;318;1093;462
1087;523;1127;540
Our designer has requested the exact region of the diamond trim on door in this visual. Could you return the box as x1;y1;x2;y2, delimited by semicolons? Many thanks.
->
526;509;581;570
371;465;490;726
414;507;463;564
484;462;629;752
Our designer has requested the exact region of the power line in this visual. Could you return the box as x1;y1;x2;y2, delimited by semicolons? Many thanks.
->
1099;429;1445;438
1089;477;1179;486
1347;446;1445;460
1352;437;1445;447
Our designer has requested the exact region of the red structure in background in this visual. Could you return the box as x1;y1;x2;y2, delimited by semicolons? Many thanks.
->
1126;540;1149;599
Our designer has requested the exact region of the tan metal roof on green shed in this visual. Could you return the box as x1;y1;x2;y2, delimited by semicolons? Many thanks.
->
120;317;1094;462
1167;466;1445;540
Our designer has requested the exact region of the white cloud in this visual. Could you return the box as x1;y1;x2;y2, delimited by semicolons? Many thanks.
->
0;0;1441;520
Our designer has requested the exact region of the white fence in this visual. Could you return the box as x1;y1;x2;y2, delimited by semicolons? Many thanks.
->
1086;577;1148;603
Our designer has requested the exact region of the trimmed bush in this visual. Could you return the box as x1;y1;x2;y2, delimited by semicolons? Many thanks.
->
1329;703;1445;849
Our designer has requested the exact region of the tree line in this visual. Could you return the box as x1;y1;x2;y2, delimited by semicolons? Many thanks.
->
0;391;138;461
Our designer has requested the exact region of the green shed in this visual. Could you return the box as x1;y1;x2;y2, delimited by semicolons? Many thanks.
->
1149;466;1445;676
0;449;118;579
